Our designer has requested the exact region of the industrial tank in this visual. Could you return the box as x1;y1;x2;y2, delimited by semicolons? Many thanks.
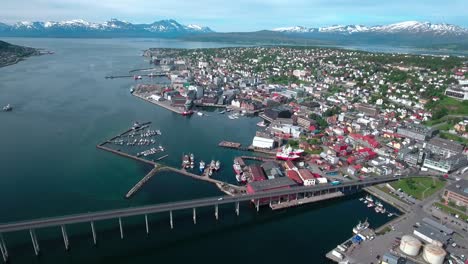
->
399;235;422;256
422;244;446;264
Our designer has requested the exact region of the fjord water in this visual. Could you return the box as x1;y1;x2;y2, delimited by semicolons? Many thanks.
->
0;38;393;263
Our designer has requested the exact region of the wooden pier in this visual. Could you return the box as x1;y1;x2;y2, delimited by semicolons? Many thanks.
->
218;141;242;149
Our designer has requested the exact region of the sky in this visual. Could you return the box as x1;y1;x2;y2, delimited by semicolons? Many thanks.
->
1;0;468;32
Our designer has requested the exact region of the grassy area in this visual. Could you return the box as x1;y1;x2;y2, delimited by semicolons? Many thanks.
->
436;97;468;115
439;132;468;144
434;202;468;221
390;177;446;200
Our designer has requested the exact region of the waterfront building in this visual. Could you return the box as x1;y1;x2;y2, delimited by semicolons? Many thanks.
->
261;161;283;179
252;136;275;149
298;169;316;186
249;164;267;182
442;179;468;207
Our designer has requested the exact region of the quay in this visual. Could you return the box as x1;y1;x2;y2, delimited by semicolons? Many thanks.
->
239;155;275;162
105;73;167;79
218;141;277;155
132;93;185;115
96;144;157;166
270;191;344;210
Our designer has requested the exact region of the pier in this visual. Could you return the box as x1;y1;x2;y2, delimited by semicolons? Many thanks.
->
218;141;242;149
125;166;162;198
270;191;344;210
105;72;167;79
132;93;185;114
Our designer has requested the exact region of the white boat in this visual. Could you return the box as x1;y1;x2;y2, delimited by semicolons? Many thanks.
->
276;146;300;161
365;195;374;203
219;110;225;114
214;160;221;171
199;161;205;173
197;112;204;116
352;219;370;234
190;153;195;169
257;121;267;127
387;213;393;217
367;203;374;208
358;198;364;201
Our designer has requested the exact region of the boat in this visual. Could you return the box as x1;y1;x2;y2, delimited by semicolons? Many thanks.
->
380;208;386;214
387;213;393;217
276;146;300;161
257;121;267;127
375;206;382;213
367;202;374;208
133;75;142;80
130;87;135;93
214;160;221;171
210;160;216;170
365;195;374;203
2;104;12;112
182;110;194;116
197;112;204;116
358;198;364;202
352;219;370;234
219;110;225;114
233;159;243;175
182;155;190;169
132;122;141;130
190;153;195;169
199;160;206;173
375;201;383;207
289;148;305;155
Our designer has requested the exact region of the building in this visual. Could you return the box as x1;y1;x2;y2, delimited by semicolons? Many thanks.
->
425;137;464;157
252;136;275;149
296;115;317;129
263;107;292;120
246;177;297;205
355;103;379;116
445;85;468;100
286;170;303;185
298;169;316;186
249;164;266;182
413;223;450;245
442;179;468;207
397;124;438;141
422;153;468;173
261;161;283;179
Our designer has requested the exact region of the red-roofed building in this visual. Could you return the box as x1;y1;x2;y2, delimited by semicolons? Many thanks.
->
249;165;266;182
284;160;297;170
298;169;316;186
286;170;303;185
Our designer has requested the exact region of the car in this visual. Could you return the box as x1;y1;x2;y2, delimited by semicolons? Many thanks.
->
451;242;457;248
217;198;223;201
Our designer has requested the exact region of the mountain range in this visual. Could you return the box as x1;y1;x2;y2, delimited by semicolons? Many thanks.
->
0;19;213;37
0;19;467;50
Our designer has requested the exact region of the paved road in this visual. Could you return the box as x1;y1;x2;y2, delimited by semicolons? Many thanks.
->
0;176;401;233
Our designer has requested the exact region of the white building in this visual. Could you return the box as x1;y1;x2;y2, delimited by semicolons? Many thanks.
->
252;136;275;149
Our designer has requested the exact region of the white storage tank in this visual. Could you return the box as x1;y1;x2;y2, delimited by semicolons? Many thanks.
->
399;235;422;256
422;244;446;264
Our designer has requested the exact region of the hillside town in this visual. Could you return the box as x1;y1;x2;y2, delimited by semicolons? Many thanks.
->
132;47;468;264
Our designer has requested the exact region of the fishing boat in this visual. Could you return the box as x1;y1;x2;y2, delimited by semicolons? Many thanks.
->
233;159;242;175
199;161;206;173
182;155;190;169
365;195;374;203
214;160;221;171
276;146;300;161
197;112;204;116
367;202;374;208
352;219;370;234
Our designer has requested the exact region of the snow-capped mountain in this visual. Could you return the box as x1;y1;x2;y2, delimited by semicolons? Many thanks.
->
273;21;468;36
0;18;213;36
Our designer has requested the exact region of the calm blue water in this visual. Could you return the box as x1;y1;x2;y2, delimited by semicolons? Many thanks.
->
0;38;397;264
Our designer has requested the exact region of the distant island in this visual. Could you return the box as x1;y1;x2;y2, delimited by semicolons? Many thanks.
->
0;40;41;68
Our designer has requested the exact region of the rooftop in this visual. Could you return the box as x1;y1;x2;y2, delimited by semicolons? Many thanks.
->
445;179;468;197
427;137;465;153
248;177;297;192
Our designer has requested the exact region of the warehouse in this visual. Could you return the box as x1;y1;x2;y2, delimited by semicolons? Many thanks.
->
252;136;275;149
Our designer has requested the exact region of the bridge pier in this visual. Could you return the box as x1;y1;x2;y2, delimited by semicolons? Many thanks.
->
214;205;218;220
90;222;97;245
145;214;149;235
169;211;174;229
193;208;197;224
235;202;240;216
29;229;40;256
0;233;8;262
61;225;69;251
118;218;124;239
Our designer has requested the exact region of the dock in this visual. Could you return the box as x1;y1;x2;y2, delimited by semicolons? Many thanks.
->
240;155;275;162
270;191;344;210
96;144;157;166
218;141;242;149
125;166;161;198
132;93;185;115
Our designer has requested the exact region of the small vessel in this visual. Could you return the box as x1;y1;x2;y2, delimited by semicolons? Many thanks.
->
276;146;300;161
190;153;195;169
219;110;225;114
365;195;374;203
133;75;142;80
375;201;383;207
210;160;216;171
367;202;374;208
358;198;364;202
236;173;247;183
199;160;206;173
132;122;141;130
257;121;267;127
182;110;194;116
214;160;221;171
130;87;135;93
182;155;190;169
352;219;370;234
233;159;243;175
387;213;393;217
2;104;12;112
380;207;386;214
375;206;382;213
197;112;203;116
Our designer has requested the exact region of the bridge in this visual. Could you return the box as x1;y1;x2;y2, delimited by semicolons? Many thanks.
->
0;176;403;262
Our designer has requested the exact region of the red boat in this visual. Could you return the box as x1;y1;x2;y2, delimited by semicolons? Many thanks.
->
233;160;243;175
181;110;194;116
276;146;300;161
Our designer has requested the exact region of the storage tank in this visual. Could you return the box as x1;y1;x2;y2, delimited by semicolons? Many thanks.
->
422;244;446;264
431;240;443;247
399;235;422;256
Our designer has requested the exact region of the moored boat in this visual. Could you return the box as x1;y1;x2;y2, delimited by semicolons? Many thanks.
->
276;146;300;161
199;160;205;173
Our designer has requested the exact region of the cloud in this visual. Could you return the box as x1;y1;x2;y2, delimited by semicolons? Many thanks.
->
0;0;467;31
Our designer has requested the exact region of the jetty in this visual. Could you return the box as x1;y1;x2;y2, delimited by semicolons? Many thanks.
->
126;166;161;198
218;141;242;149
132;93;185;115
